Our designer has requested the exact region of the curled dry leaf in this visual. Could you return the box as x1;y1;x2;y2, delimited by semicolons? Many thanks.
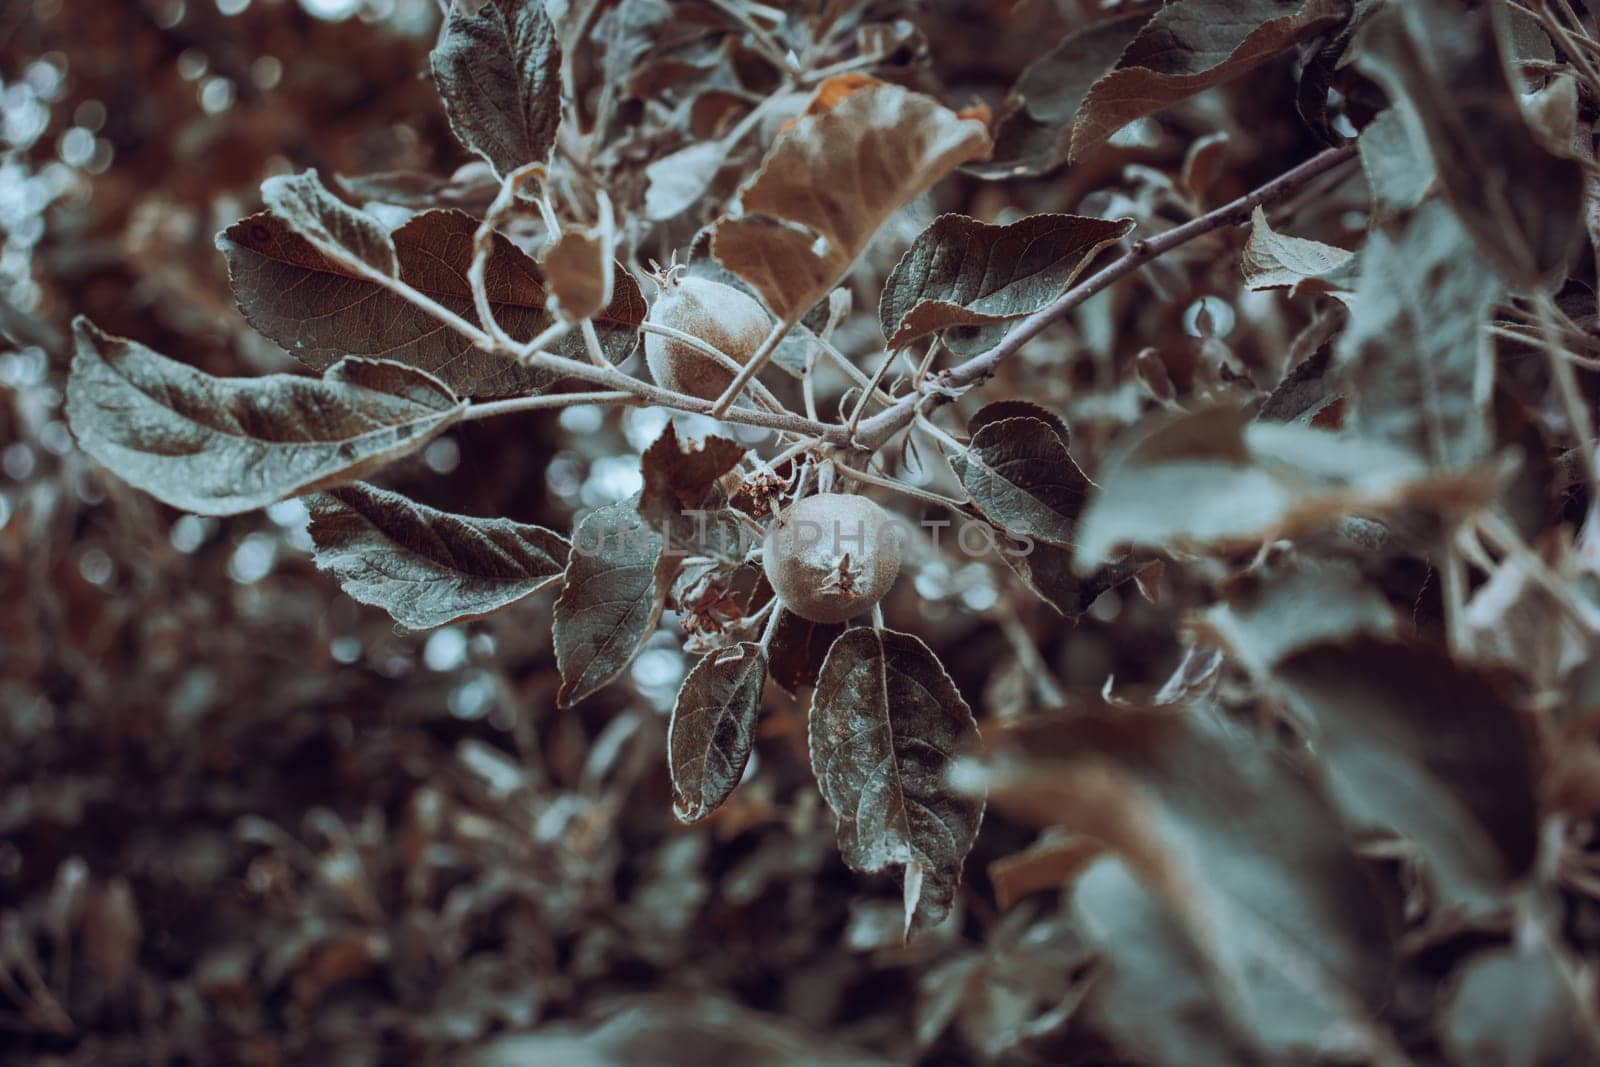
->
712;81;992;321
66;320;463;516
307;482;569;631
878;213;1132;351
810;627;984;933
668;642;768;823
542;227;610;320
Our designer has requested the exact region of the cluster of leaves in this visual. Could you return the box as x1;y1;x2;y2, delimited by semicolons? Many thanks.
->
15;0;1600;1062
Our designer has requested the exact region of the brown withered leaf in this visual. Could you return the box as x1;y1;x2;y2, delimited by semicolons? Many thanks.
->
66;320;463;517
956;708;1395;1061
307;483;568;631
811;627;984;934
638;423;747;525
712;81;992;321
220;209;644;399
878;213;1132;350
668;642;768;823
542;227;609;320
1069;0;1348;161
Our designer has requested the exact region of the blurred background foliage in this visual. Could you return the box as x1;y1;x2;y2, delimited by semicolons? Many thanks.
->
0;0;1375;1062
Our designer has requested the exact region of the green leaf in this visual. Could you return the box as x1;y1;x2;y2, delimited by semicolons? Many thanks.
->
553;497;670;707
1357;107;1434;220
1070;0;1348;162
306;482;568;630
668;642;768;823
957;708;1396;1061
811;627;984;934
65;319;463;517
1239;206;1355;295
878;213;1131;350
1193;559;1396;679
220;208;645;399
712;83;991;320
260;170;397;277
430;0;562;177
1336;200;1501;469
1275;638;1541;907
1441;942;1600;1066
1071;858;1264;1067
1354;0;1584;287
949;416;1090;546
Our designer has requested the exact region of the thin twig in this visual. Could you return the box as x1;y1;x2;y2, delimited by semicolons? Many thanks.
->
708;311;804;418
850;143;1361;449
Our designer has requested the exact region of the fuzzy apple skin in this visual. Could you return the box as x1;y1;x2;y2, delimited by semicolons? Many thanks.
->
763;493;903;625
645;275;770;399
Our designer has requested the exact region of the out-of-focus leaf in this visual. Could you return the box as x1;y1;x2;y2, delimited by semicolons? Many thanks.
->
811;627;984;933
975;14;1150;178
1072;857;1264;1066
712;81;991;320
1357;107;1434;220
66;320;462;516
1355;0;1583;287
471;996;893;1067
1277;638;1540;905
1194;559;1396;677
1069;0;1348;161
1336;201;1501;469
767;609;845;694
307;482;567;630
431;0;562;177
221;208;645;398
1005;546;1140;618
949;416;1090;546
1072;404;1498;568
956;708;1396;1060
1440;942;1600;1066
878;213;1131;349
645;141;729;221
988;829;1103;909
1240;206;1355;295
669;643;767;823
554;497;669;707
